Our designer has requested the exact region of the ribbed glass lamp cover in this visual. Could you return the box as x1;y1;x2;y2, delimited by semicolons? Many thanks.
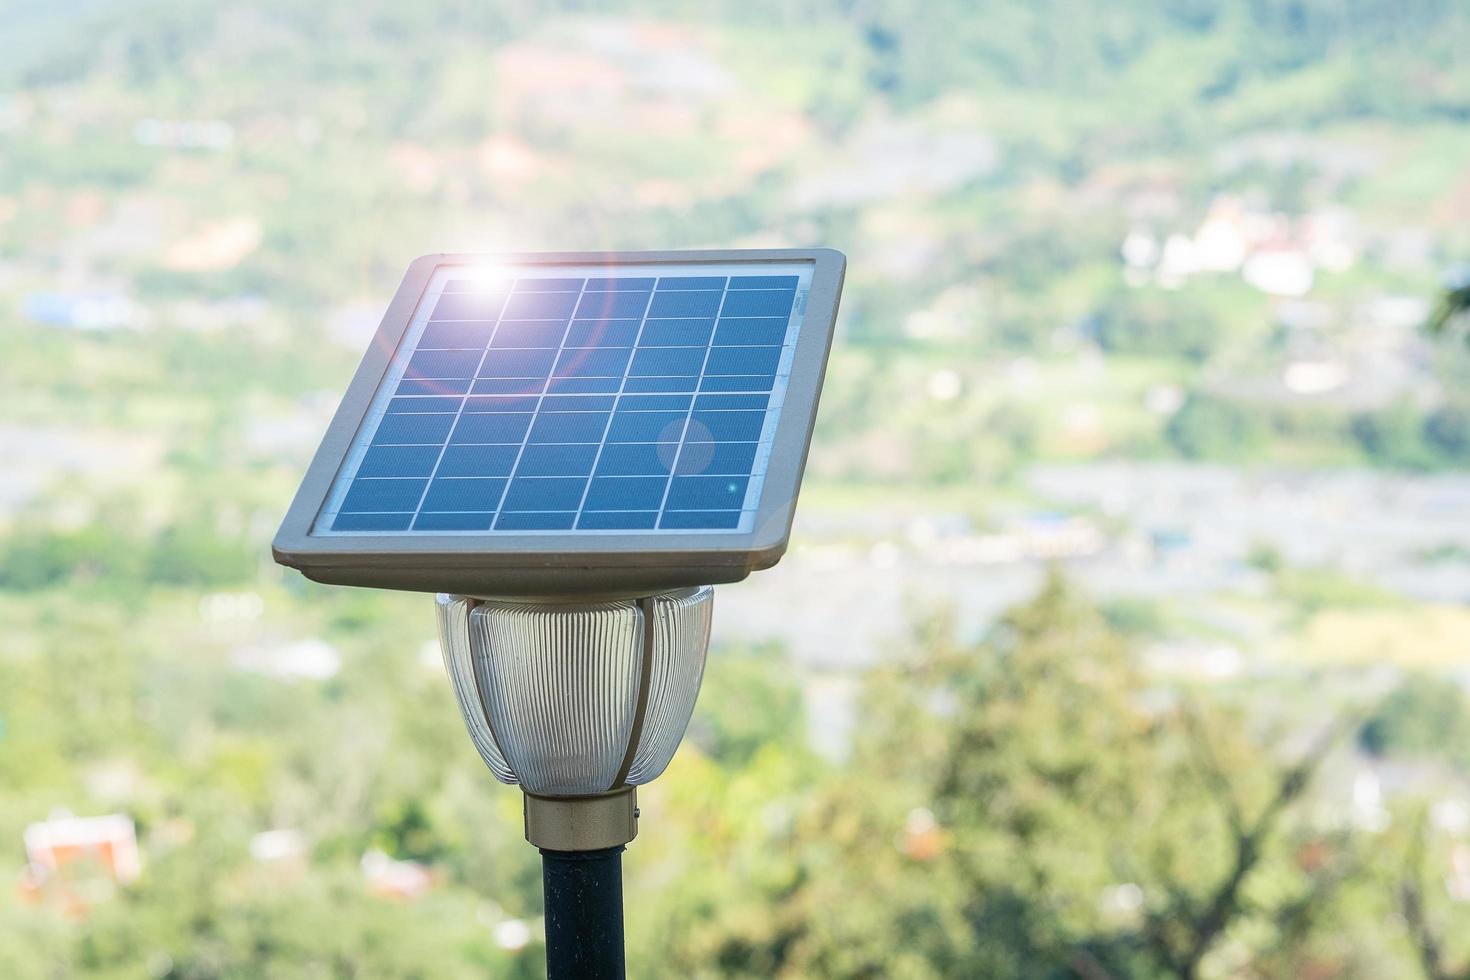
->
436;594;516;783
435;588;712;797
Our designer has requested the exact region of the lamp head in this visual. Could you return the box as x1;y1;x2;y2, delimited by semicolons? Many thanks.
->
437;587;713;849
271;249;843;848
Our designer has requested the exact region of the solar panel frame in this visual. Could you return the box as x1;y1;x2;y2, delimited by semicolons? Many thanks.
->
272;249;845;598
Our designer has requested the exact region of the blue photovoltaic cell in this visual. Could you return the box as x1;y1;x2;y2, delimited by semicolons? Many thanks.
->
358;445;441;477
565;319;641;347
327;270;802;534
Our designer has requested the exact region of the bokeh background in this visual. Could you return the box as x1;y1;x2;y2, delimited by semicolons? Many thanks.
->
3;1;1470;977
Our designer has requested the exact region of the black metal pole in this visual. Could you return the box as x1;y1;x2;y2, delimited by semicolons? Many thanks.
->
540;845;626;980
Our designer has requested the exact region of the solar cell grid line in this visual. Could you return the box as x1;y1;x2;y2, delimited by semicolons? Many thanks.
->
504;275;656;529
502;276;639;530
683;280;796;528
391;284;505;531
408;276;580;532
480;276;590;532
341;281;506;530
569;281;675;532
653;277;736;529
730;288;802;524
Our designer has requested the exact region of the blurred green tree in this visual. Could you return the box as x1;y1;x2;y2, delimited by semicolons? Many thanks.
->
1360;674;1470;770
655;572;1362;978
1351;400;1438;470
1426;281;1470;343
1166;395;1269;461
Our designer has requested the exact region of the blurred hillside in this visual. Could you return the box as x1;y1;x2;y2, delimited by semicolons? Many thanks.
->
2;1;1470;977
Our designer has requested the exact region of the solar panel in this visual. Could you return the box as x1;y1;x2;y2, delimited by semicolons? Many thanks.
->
273;249;844;597
318;264;804;536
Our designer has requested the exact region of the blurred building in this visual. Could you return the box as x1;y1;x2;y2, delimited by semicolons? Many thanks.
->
19;812;141;916
361;849;434;902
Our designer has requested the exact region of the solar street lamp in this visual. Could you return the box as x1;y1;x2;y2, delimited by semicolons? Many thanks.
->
274;249;845;979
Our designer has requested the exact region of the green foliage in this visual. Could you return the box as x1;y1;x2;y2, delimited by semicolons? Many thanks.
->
1247;540;1285;573
915;402;1042;485
1350;400;1439;470
146;519;255;587
1094;288;1226;361
1360;674;1470;768
373;798;446;864
1343;395;1470;470
0;514;253;594
688;644;806;768
1273;568;1403;619
0;522;147;592
1426;282;1470;340
639;572;1375;978
1424;402;1470;459
1166;394;1270;460
61;861;527;978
